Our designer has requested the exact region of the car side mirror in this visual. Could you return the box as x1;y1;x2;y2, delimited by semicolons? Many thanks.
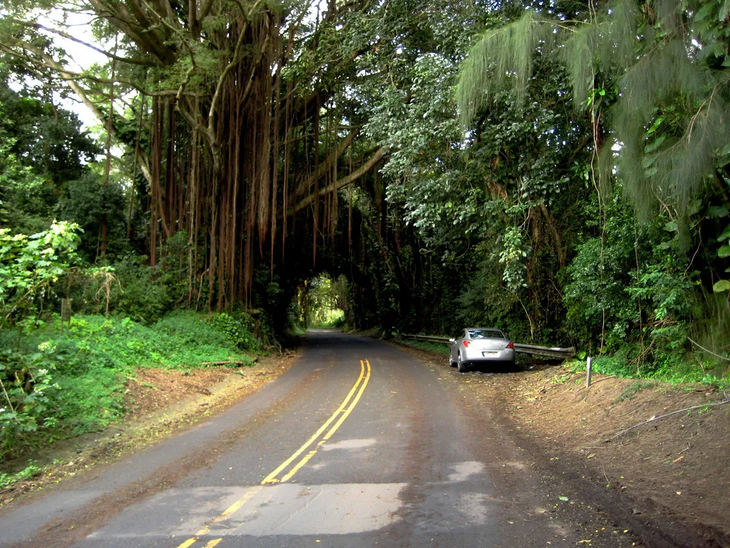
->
449;338;455;343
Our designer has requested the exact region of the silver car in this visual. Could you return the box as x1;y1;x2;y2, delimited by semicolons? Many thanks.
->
449;328;515;372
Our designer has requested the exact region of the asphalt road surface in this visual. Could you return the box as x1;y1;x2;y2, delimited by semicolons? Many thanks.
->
0;332;638;547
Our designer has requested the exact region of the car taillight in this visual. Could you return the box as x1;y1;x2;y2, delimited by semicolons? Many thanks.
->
507;342;514;349
463;340;471;348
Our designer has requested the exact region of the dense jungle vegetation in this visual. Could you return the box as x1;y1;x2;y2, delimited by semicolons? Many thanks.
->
0;0;729;461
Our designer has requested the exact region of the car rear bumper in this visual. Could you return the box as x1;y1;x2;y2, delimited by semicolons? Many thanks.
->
463;348;515;363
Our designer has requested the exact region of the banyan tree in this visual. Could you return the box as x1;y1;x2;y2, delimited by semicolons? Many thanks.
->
0;0;386;311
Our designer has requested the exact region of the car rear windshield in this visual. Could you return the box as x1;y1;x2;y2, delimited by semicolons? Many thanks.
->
468;329;504;339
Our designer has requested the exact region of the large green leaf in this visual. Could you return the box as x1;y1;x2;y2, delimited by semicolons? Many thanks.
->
719;224;730;242
712;279;730;293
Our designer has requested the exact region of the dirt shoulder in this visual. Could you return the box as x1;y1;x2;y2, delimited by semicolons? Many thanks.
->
0;350;299;509
395;343;730;547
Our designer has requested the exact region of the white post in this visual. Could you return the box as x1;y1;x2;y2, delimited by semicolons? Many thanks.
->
586;357;593;388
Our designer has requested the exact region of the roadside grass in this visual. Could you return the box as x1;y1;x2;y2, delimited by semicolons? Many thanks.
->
0;462;42;490
396;339;450;355
615;381;658;402
564;353;730;389
0;311;262;466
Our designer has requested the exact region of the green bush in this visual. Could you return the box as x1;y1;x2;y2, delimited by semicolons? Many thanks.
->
0;310;265;461
76;254;172;324
0;344;58;456
209;311;260;351
0;221;81;329
567;350;729;388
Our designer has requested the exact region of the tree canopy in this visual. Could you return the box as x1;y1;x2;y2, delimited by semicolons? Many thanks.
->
0;0;728;380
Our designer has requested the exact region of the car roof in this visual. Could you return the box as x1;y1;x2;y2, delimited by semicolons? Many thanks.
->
465;327;505;336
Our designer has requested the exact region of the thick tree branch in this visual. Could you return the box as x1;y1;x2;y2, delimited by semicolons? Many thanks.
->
7;39;153;185
289;147;387;215
296;127;359;197
199;0;216;21
88;0;175;64
7;18;156;67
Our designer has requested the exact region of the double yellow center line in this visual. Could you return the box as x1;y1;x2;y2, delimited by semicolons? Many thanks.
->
177;359;371;548
262;358;371;483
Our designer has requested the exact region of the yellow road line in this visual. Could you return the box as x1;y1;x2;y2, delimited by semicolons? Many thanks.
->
176;359;371;548
261;359;367;484
280;359;371;482
179;486;263;547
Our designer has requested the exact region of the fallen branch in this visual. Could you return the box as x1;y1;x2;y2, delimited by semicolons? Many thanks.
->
603;398;730;443
200;360;253;367
586;375;616;386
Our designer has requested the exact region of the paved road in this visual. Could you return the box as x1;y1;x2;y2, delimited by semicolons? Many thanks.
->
0;332;636;547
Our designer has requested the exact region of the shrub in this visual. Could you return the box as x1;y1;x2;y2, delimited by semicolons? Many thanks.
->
75;254;172;324
0;221;81;329
209;311;260;351
0;343;58;456
0;310;265;460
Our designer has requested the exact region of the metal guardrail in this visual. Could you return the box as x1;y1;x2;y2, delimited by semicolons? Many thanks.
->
401;334;575;360
513;343;575;359
401;334;452;344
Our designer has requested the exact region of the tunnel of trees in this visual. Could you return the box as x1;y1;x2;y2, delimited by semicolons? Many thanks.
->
1;0;729;375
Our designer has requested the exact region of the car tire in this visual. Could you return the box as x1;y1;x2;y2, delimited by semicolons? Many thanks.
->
449;354;457;367
457;353;467;372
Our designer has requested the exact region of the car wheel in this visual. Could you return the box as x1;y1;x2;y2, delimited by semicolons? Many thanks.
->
457;353;467;372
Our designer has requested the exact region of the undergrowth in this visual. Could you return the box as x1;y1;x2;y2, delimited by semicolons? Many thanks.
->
0;310;264;463
396;339;450;355
0;462;41;490
615;381;658;402
565;351;730;389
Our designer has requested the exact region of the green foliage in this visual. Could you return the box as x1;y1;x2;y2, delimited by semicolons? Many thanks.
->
456;0;730;228
499;226;529;292
0;72;100;233
564;186;701;360
0;221;82;327
715;222;730;292
0;343;58;455
59;171;127;260
77;254;172;324
0;462;41;489
0;310;265;460
208;311;261;352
